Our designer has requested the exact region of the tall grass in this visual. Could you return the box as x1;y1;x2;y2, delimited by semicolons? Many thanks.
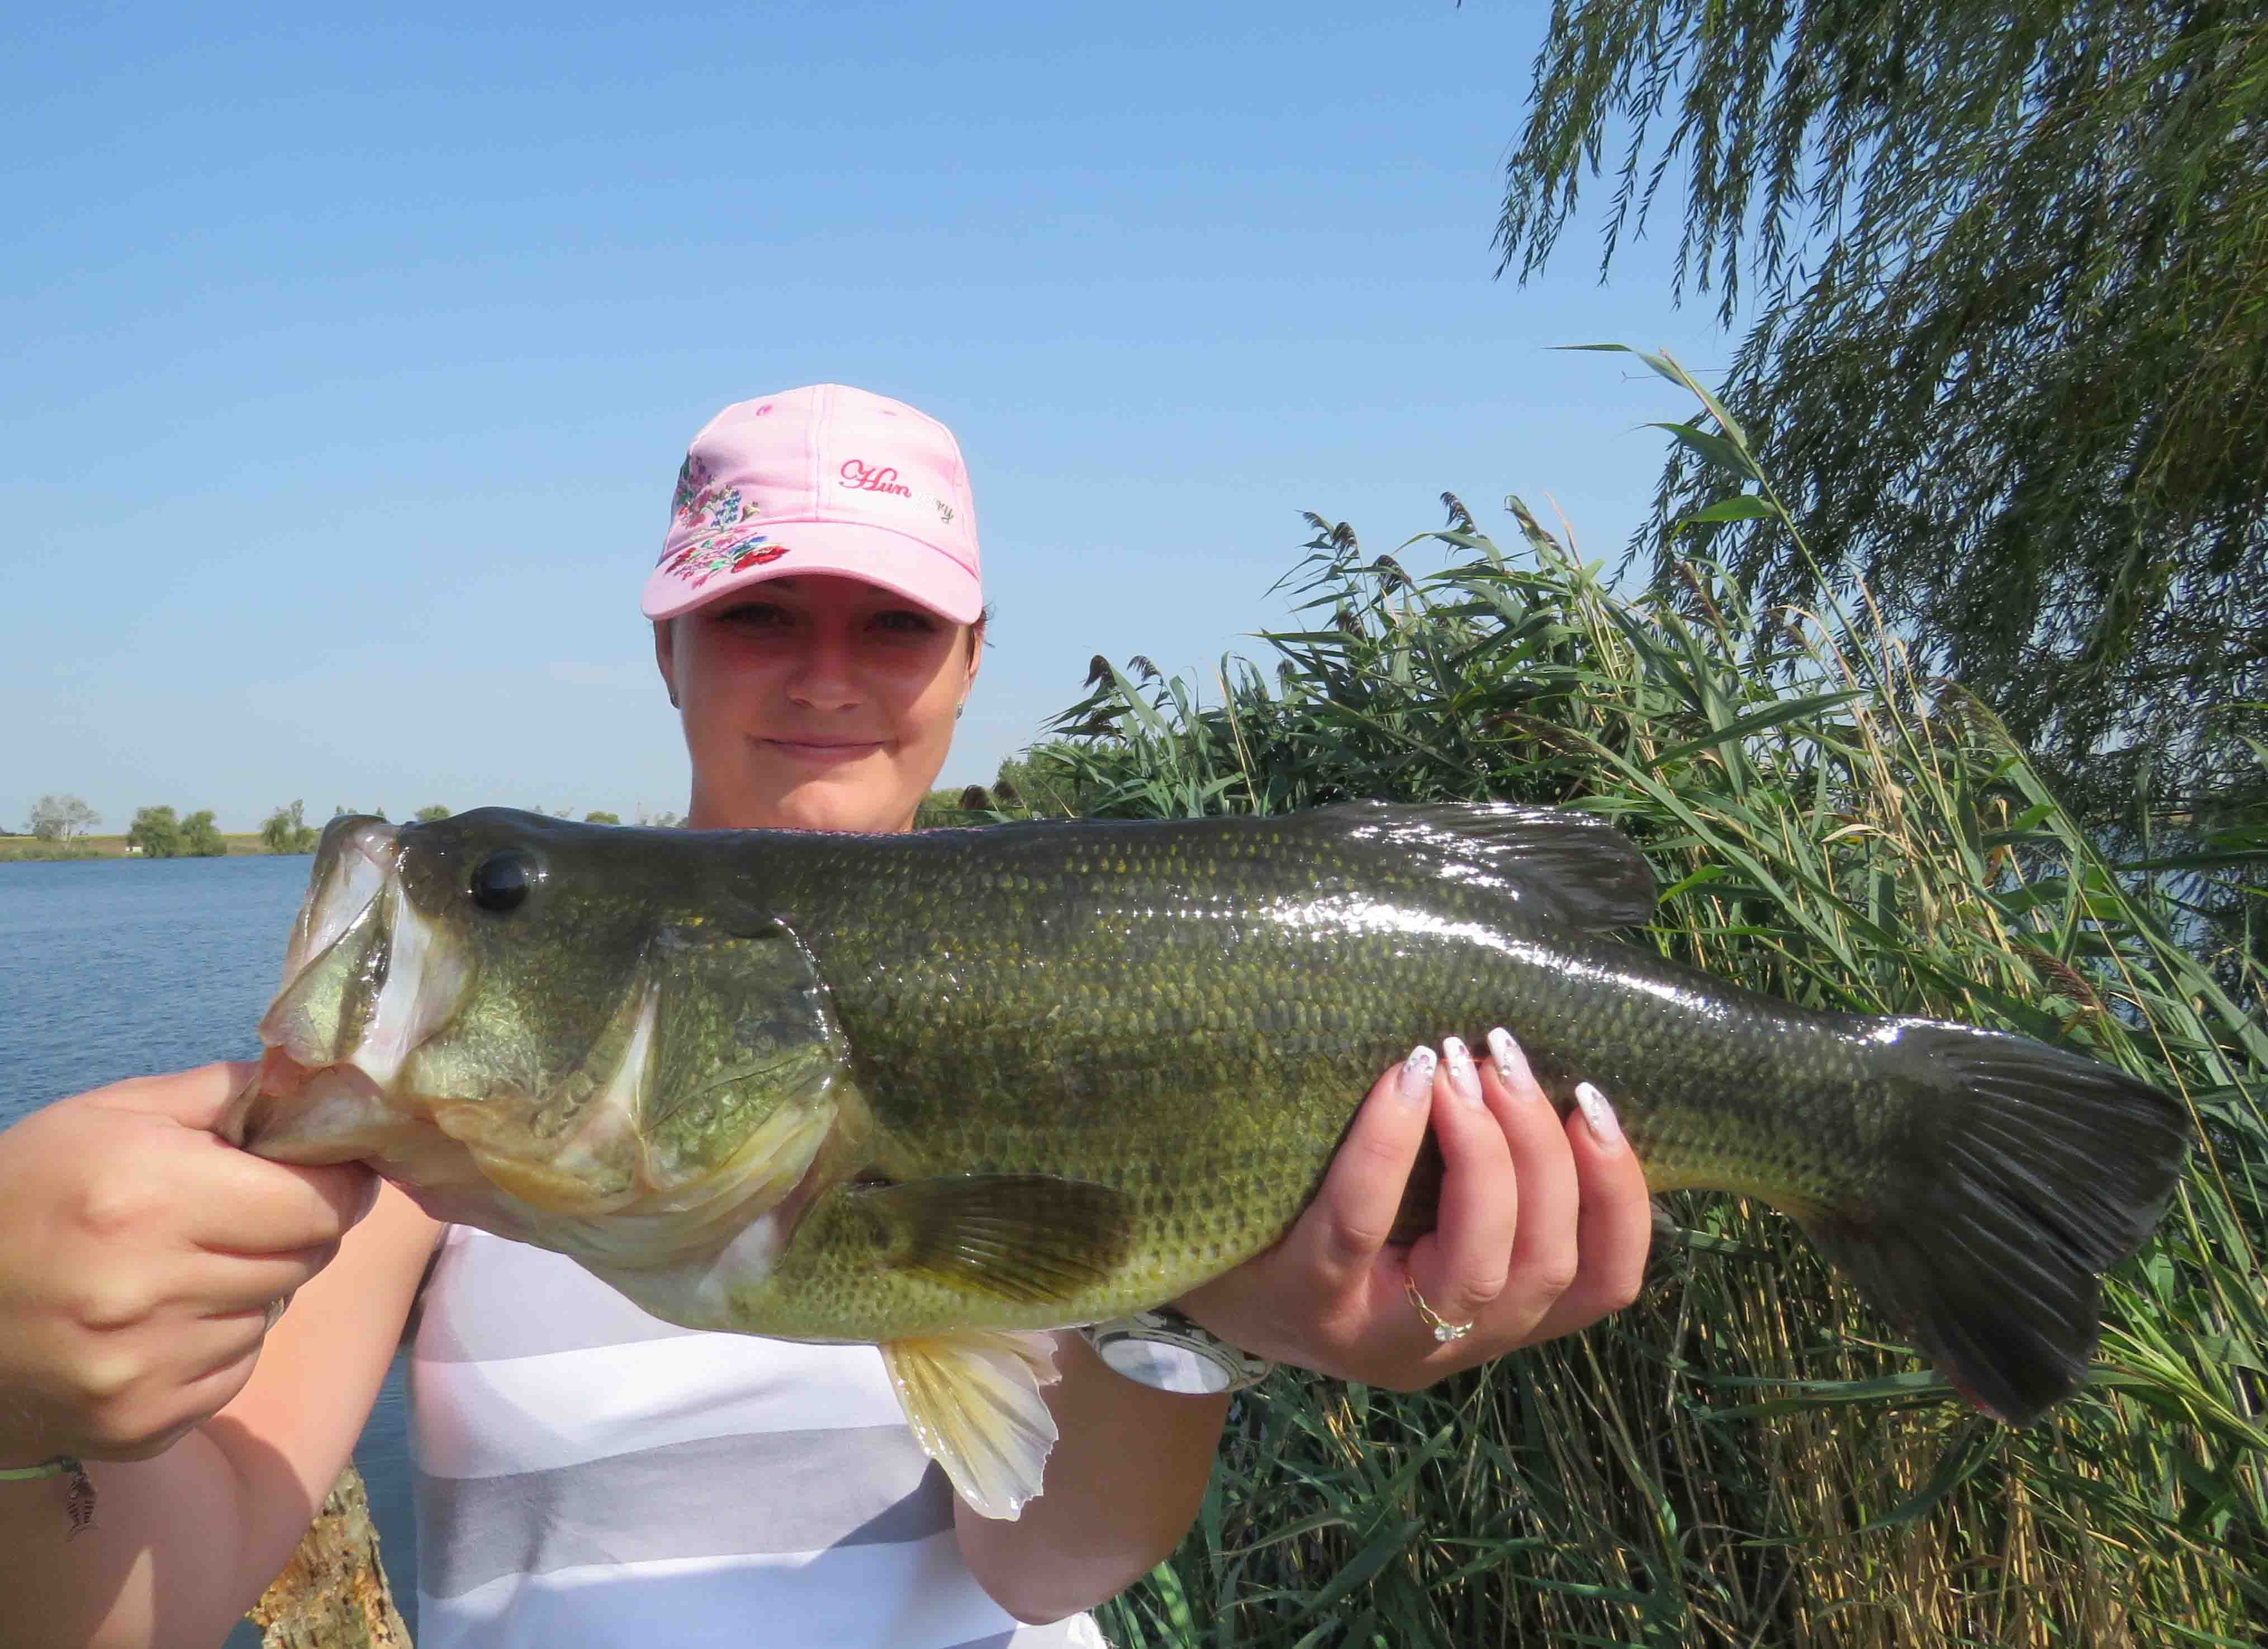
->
1042;360;2266;1647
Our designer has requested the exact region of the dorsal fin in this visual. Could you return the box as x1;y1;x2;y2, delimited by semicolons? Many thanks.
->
891;799;1658;933
1297;801;1657;931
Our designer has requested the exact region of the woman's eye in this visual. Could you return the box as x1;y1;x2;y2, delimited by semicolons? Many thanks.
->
872;609;938;636
717;603;790;628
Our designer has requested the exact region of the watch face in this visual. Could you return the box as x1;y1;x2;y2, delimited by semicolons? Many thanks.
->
1094;1333;1240;1395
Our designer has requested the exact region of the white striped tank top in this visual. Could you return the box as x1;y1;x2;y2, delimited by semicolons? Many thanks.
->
410;1226;1104;1648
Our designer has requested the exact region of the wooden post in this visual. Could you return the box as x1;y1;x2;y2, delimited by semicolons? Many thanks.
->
245;1464;410;1648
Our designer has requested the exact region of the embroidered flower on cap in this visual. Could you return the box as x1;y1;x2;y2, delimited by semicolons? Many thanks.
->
661;453;785;586
665;530;789;588
671;456;756;530
670;454;711;522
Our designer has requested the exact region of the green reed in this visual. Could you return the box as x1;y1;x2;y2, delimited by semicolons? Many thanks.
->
1054;358;2266;1647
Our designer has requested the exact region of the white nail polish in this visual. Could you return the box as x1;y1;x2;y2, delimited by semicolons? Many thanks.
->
1486;1026;1534;1094
1399;1045;1437;1106
1441;1036;1483;1107
1574;1081;1624;1148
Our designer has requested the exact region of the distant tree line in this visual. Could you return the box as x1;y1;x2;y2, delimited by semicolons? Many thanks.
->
126;805;227;858
21;794;100;840
260;801;320;853
10;795;681;859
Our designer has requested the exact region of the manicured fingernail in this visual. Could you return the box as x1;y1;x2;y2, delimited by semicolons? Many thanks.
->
1441;1036;1482;1108
1486;1027;1535;1094
1574;1081;1624;1149
1399;1045;1437;1106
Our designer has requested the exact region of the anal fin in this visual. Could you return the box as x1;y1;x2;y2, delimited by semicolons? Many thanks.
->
881;1331;1062;1519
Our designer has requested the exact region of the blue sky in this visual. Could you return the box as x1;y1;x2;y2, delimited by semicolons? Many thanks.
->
2;2;1727;832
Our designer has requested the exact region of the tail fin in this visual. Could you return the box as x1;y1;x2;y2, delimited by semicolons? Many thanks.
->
1800;1022;2188;1426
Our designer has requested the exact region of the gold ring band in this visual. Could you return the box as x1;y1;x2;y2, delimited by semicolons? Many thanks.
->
1405;1276;1473;1344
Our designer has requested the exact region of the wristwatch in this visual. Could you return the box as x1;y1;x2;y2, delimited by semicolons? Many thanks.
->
1078;1306;1275;1394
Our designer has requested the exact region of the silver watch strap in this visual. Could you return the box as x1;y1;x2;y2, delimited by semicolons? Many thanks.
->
1078;1306;1274;1394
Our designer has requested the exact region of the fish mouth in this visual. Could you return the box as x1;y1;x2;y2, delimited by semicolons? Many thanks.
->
274;817;395;996
258;817;471;1089
231;816;475;1164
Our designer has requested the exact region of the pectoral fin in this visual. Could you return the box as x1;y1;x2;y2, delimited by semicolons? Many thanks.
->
850;1174;1130;1303
881;1330;1062;1519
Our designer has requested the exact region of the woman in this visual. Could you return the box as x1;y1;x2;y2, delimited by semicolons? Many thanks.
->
0;385;1652;1646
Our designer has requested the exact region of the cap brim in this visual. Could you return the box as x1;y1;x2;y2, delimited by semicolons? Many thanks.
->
641;520;983;625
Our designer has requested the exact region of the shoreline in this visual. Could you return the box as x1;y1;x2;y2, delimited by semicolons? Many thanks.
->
0;834;286;863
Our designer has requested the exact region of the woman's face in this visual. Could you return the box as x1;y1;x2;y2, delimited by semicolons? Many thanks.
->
654;574;980;834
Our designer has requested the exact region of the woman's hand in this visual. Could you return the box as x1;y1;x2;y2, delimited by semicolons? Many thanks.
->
0;1063;378;1466
1176;1029;1652;1390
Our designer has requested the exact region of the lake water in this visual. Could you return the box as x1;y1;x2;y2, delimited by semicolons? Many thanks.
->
0;854;420;1639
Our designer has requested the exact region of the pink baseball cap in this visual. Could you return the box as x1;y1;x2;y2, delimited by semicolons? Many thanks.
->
642;383;983;625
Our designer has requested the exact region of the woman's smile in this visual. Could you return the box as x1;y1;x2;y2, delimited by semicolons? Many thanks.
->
760;736;889;765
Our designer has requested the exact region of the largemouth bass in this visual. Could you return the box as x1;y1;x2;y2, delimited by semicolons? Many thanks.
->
228;804;2188;1517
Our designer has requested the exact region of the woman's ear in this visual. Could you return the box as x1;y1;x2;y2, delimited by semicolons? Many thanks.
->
653;619;681;709
961;618;985;705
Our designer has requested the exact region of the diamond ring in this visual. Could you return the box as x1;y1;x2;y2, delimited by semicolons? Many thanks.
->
1404;1276;1473;1344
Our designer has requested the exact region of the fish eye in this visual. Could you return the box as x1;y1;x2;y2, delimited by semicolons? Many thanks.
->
468;849;540;914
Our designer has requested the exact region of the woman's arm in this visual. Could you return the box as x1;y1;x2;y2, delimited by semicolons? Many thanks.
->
1181;1029;1654;1389
952;1331;1227;1624
0;1064;438;1649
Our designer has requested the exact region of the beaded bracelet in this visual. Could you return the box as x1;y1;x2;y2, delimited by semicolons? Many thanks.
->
0;1456;97;1534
